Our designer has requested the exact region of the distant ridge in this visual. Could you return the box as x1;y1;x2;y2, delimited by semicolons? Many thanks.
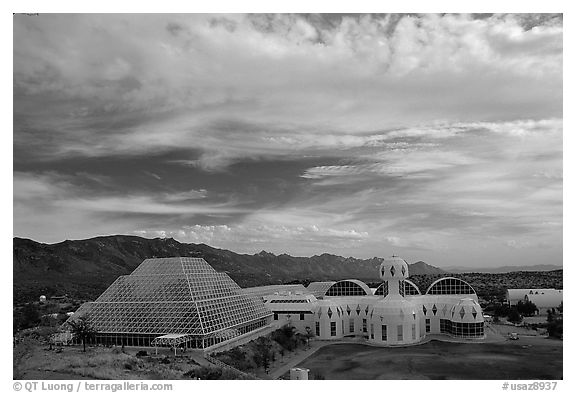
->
410;261;446;275
13;235;446;302
444;264;562;274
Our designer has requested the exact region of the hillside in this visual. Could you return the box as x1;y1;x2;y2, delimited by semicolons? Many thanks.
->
445;264;562;274
13;235;446;303
408;270;563;301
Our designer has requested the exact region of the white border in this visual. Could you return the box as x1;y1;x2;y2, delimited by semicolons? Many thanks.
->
4;2;572;391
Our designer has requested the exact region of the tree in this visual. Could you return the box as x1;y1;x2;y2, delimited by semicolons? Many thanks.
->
516;300;538;317
281;325;296;339
493;303;510;318
18;303;40;330
547;317;563;339
507;308;522;324
271;325;297;351
546;309;563;339
253;337;273;372
304;326;313;348
67;316;96;352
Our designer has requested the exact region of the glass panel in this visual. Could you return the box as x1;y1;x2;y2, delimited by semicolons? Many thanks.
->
325;280;370;296
68;257;271;344
375;282;388;297
427;277;475;295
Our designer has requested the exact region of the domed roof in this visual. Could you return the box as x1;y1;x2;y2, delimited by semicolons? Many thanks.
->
449;298;483;323
325;279;371;297
369;296;418;321
379;256;409;280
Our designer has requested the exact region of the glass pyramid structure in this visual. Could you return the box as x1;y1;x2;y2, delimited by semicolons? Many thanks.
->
68;257;272;349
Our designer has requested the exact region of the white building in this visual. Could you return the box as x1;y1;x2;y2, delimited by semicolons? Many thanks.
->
506;288;563;313
68;256;484;351
260;256;485;346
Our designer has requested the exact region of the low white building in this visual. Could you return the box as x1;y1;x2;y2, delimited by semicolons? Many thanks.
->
506;288;563;313
524;290;563;313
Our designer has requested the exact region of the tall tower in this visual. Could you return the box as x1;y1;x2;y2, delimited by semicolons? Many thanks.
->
379;256;409;297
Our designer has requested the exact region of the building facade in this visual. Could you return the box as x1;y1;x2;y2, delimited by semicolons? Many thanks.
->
67;257;272;350
506;288;563;314
263;256;485;345
67;255;484;351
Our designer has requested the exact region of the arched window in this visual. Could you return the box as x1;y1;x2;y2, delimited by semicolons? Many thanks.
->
306;281;336;298
399;279;421;296
325;280;371;296
425;277;476;295
375;282;388;297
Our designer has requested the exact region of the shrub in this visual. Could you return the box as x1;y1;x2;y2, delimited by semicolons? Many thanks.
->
546;310;563;339
184;366;223;380
507;308;523;324
220;368;246;380
271;326;297;351
517;300;538;317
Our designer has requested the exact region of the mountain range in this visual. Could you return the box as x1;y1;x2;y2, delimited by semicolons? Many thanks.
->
13;235;448;303
444;265;563;273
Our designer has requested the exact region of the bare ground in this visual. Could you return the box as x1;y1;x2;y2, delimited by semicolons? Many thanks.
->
14;343;202;380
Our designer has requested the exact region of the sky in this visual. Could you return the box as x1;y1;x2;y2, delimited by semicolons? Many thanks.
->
13;13;563;268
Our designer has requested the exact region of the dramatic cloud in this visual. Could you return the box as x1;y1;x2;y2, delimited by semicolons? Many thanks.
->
13;14;562;267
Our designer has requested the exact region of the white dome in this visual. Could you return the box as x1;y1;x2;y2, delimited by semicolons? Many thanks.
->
449;298;484;323
379;256;409;280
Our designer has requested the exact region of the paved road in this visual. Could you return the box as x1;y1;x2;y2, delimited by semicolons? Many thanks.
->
267;341;334;379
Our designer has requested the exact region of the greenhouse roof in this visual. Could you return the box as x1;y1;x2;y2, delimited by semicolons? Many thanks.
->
70;257;271;337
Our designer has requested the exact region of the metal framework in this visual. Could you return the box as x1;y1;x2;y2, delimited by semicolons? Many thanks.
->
425;277;476;295
325;279;371;297
375;281;389;296
375;279;420;297
400;279;421;296
306;281;336;298
241;284;309;300
440;319;484;338
151;334;193;354
66;257;272;349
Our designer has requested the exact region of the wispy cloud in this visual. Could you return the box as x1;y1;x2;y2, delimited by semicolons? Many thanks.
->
14;172;247;220
13;14;562;267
